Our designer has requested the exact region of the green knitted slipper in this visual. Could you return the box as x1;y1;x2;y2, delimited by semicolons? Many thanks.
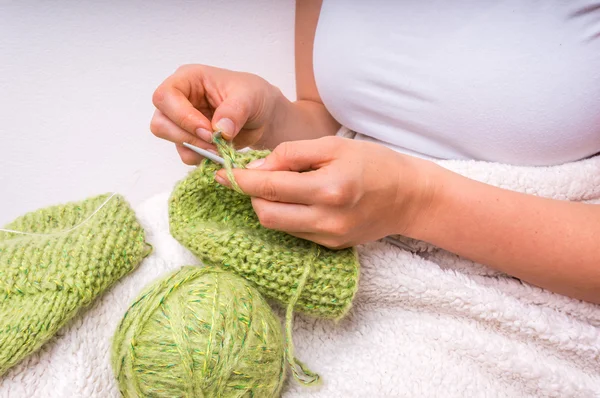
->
168;148;360;320
0;193;150;376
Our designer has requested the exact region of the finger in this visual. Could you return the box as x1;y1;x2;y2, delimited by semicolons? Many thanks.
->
175;144;203;165
215;168;322;205
152;74;213;138
211;90;253;140
250;137;340;172
251;197;317;233
151;110;217;151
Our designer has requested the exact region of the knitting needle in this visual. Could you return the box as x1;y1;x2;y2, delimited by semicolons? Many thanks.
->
182;142;226;166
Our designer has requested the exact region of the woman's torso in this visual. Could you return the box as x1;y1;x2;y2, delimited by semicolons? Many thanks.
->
313;0;600;166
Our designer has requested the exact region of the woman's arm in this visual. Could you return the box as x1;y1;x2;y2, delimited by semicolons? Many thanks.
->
409;165;600;304
217;137;600;304
254;0;339;149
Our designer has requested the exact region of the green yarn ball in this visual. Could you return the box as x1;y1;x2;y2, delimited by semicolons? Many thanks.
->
111;266;286;398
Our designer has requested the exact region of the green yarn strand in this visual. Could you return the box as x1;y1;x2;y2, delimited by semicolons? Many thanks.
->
212;136;321;385
213;132;320;385
213;131;244;194
284;247;321;386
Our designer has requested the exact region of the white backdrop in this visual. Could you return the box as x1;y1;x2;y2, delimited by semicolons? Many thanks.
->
0;0;296;225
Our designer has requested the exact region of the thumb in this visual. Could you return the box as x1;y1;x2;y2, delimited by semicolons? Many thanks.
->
211;93;252;140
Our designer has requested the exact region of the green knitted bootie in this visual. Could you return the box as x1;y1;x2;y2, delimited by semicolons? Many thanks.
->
169;150;360;320
0;193;150;376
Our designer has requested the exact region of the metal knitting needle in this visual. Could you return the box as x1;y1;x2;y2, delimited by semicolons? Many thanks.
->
182;142;226;166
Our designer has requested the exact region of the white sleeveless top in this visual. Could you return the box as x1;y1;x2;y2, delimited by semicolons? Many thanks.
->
313;0;600;166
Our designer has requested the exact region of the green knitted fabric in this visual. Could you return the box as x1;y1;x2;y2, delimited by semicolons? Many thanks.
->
168;144;360;320
0;193;149;376
169;142;359;318
112;266;285;398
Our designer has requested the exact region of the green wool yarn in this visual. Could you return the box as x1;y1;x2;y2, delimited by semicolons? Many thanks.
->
111;266;285;398
169;138;360;320
0;193;149;376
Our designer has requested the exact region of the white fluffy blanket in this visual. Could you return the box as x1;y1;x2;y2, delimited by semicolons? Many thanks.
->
1;154;599;398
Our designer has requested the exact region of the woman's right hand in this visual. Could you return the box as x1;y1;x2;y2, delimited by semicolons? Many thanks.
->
150;64;280;164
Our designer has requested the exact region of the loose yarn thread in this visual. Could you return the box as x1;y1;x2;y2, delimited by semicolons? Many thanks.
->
212;132;244;194
0;193;118;237
211;132;321;386
0;169;148;240
0;192;153;258
284;247;321;385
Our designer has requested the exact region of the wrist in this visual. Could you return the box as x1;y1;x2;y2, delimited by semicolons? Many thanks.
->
392;156;449;241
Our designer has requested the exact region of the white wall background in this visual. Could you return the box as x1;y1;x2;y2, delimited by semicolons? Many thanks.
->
0;0;296;225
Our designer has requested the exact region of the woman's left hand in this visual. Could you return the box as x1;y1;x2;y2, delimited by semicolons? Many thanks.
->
215;136;439;248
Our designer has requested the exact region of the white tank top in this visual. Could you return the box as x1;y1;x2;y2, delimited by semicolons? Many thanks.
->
313;0;600;166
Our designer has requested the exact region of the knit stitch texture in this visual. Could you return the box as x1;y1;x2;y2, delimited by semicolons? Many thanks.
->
0;193;149;376
168;150;360;320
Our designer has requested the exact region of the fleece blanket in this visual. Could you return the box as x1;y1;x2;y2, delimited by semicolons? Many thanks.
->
1;152;599;397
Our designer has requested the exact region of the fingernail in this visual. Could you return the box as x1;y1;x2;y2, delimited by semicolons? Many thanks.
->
215;118;235;139
246;158;265;169
214;173;227;186
196;128;213;142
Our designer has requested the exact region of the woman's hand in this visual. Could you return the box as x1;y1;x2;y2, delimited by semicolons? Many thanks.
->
150;64;281;164
215;136;439;248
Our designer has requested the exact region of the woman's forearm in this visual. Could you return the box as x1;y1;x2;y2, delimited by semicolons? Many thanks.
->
409;165;600;303
254;88;340;149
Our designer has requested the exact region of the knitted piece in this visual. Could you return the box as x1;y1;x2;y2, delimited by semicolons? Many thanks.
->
112;266;285;398
168;149;360;320
0;193;149;376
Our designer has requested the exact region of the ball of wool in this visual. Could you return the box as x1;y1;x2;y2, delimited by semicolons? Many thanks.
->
168;149;360;320
0;193;149;376
111;266;285;398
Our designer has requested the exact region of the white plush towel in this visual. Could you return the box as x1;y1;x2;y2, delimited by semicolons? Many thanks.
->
1;154;599;398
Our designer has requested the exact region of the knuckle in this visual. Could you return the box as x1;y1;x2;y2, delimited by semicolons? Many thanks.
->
149;118;161;137
255;207;276;229
177;112;197;131
179;151;199;165
330;218;351;237
175;64;196;74
319;135;341;148
260;178;279;201
272;141;288;160
152;86;167;107
322;184;349;206
273;141;296;165
175;64;188;74
315;217;351;237
149;113;166;137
